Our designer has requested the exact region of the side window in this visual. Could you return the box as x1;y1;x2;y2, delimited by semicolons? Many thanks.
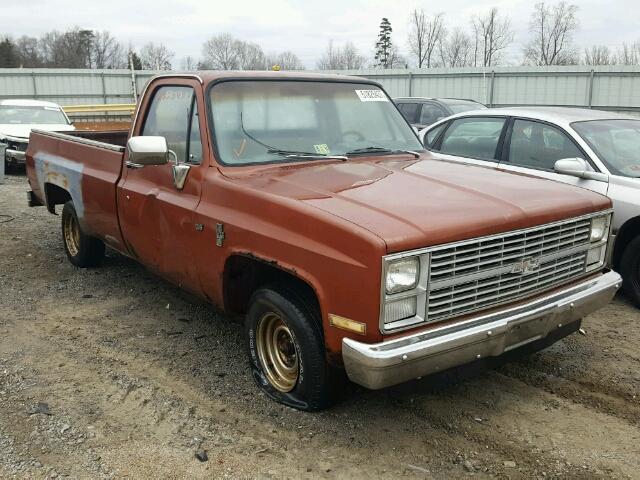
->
142;86;194;163
187;100;202;164
508;119;583;170
419;103;446;126
397;103;420;123
438;117;506;160
425;122;447;147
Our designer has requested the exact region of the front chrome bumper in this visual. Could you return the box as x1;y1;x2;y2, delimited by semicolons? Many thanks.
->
343;270;621;390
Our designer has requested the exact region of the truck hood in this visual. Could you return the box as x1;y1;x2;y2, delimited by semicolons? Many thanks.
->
0;124;75;139
224;156;611;253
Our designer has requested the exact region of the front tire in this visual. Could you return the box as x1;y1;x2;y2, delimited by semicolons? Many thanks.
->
61;201;105;268
245;286;332;411
620;235;640;307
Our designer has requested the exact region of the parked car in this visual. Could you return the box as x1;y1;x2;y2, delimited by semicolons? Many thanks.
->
419;106;640;306
0;99;75;172
394;97;487;129
25;73;620;410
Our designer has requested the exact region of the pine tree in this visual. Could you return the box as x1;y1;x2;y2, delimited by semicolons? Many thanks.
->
374;18;393;68
0;38;20;67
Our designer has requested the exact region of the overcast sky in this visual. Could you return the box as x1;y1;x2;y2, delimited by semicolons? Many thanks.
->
1;0;638;67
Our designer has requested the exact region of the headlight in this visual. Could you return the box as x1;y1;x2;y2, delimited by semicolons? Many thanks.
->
385;257;419;294
590;216;608;242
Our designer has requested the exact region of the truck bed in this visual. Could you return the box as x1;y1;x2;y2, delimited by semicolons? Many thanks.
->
25;129;128;253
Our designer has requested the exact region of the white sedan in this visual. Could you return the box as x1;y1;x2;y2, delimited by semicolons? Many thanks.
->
419;107;640;306
1;99;75;171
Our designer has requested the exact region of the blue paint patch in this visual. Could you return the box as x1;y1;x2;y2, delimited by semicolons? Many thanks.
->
34;152;85;219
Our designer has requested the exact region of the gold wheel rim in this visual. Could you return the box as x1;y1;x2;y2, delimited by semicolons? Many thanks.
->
256;313;299;393
63;212;80;257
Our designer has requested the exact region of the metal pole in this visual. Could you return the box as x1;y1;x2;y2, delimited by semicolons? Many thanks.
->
0;143;6;185
587;69;595;108
31;72;38;98
489;71;496;107
408;71;413;97
101;72;107;104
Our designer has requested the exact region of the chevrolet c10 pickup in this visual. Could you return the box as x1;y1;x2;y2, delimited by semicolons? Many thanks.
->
25;72;621;411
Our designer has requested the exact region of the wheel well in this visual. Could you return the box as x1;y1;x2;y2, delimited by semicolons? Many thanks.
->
612;216;640;270
223;254;320;317
44;183;71;214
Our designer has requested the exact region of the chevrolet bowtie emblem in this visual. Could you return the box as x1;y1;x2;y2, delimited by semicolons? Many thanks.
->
510;257;541;275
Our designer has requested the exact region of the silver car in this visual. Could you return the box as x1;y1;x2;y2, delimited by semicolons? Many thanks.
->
419;107;640;306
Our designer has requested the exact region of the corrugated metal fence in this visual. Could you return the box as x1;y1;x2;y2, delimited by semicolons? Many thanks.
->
331;66;640;116
1;66;640;118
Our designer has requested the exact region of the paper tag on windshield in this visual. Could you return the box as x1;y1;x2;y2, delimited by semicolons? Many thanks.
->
355;89;388;102
314;144;330;154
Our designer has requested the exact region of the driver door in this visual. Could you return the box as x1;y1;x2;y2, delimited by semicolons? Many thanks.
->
117;80;207;294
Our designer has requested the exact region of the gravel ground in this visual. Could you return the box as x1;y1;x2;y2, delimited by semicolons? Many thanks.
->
1;172;639;479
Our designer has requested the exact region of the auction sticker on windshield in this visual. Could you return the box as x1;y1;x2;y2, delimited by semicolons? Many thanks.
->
355;90;388;102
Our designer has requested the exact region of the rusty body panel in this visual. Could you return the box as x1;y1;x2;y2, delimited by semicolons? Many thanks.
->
25;130;127;253
25;71;613;365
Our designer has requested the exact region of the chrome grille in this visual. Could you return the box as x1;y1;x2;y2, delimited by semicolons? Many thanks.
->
429;217;591;284
427;251;587;321
381;212;611;333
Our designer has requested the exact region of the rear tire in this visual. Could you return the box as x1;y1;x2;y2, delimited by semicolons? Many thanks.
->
245;285;332;411
620;235;640;307
61;201;105;268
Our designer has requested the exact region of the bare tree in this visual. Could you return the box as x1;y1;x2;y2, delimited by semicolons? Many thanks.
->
408;9;445;68
317;41;364;70
472;8;514;67
91;31;125;69
238;41;267;70
317;41;342;70
386;45;407;69
341;42;365;69
523;1;579;66
180;56;197;70
618;41;640;65
583;45;614;66
200;33;242;70
266;51;305;70
15;35;44;67
139;42;173;70
439;28;473;67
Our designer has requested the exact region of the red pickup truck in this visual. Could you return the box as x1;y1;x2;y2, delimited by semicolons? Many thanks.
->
26;72;621;411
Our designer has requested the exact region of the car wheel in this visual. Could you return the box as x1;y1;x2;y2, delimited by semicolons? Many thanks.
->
620;235;640;307
61;201;105;268
245;285;332;411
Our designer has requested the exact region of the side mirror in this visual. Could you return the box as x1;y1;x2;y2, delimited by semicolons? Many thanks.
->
554;158;608;182
126;136;169;167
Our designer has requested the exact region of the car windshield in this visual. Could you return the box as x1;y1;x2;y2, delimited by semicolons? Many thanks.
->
572;119;640;178
439;100;486;114
0;105;69;125
209;80;424;165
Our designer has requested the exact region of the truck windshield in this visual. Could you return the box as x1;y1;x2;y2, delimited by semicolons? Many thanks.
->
0;106;69;125
209;80;424;165
572;119;640;178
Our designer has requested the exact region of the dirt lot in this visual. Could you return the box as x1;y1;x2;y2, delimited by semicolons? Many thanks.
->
1;172;639;479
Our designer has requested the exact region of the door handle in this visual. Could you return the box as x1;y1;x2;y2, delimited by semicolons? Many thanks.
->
126;161;144;169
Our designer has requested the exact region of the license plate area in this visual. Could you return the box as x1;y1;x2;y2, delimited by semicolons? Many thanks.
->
504;315;550;351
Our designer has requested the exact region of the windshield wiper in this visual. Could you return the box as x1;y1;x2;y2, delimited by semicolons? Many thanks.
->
267;149;348;161
346;146;421;158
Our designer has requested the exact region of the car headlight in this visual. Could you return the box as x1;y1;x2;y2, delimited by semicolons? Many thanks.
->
385;257;419;294
590;216;608;242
